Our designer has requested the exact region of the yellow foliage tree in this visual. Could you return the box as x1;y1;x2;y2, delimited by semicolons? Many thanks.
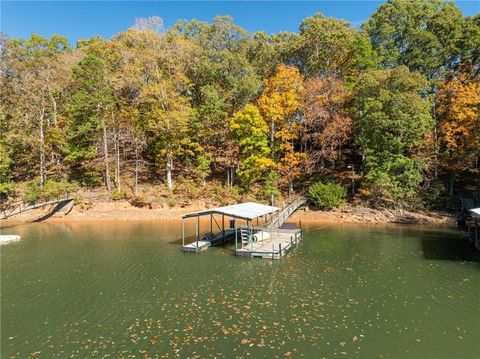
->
258;64;304;156
257;64;305;193
437;67;480;174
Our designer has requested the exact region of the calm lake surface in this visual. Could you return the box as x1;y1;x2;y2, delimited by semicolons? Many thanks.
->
1;222;479;358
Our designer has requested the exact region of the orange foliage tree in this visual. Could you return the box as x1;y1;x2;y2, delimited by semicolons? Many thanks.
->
302;76;353;170
437;66;480;176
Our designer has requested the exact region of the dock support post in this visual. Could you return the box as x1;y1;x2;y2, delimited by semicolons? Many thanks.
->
182;218;185;247
234;219;238;251
279;243;282;258
222;214;225;243
196;216;199;250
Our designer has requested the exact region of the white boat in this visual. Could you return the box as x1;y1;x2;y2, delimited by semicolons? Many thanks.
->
0;235;21;245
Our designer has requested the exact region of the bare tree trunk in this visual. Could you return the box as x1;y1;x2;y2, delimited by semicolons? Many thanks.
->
50;92;57;127
432;102;438;181
103;119;111;192
449;172;454;196
271;120;275;158
116;132;121;191
39;108;46;187
166;145;173;189
112;113;121;191
227;169;230;188
134;136;139;196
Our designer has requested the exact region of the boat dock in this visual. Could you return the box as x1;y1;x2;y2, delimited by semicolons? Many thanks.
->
466;207;480;250
180;197;307;259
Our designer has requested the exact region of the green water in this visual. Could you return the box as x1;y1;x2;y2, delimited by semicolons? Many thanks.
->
1;222;479;358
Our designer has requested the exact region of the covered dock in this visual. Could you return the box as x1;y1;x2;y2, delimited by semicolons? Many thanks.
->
466;208;480;250
181;198;306;259
181;202;280;253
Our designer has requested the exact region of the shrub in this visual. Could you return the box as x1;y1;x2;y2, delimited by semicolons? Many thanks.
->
22;179;78;205
129;196;152;208
0;182;15;202
111;189;127;201
308;181;347;209
42;179;78;200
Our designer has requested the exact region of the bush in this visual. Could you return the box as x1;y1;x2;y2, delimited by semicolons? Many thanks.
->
111;189;128;201
22;179;78;205
308;181;347;209
129;196;152;208
0;182;15;202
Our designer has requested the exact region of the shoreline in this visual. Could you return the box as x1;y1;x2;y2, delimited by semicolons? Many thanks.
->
1;200;456;229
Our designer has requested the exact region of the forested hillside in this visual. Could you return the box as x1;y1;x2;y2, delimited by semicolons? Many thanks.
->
1;0;479;209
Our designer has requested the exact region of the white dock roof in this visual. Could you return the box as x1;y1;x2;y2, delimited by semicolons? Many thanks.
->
468;208;480;217
182;202;280;220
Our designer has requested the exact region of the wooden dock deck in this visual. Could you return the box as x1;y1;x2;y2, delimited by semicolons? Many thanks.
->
236;228;303;259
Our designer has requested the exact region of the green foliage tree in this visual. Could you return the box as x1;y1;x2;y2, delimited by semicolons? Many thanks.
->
1;34;71;186
299;13;378;78
354;66;433;204
363;0;464;79
65;54;110;185
230;104;274;187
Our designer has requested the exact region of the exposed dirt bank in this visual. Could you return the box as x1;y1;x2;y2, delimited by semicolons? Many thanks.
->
1;200;455;229
291;203;455;225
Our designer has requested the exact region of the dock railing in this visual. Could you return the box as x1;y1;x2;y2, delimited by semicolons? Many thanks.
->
264;195;307;230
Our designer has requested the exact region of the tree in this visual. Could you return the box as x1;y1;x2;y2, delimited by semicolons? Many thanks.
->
437;64;480;187
258;64;305;193
354;66;433;204
230;104;274;187
363;0;464;79
299;13;378;78
171;16;262;184
65;54;111;185
459;15;480;76
246;31;300;78
114;29;193;189
302;76;353;170
133;16;164;34
1;34;70;185
258;64;304;157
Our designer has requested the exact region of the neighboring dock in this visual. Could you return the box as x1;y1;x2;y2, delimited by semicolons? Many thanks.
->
466;207;480;250
181;197;307;259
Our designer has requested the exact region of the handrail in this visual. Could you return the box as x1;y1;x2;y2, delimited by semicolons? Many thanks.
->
1;197;74;220
263;195;307;230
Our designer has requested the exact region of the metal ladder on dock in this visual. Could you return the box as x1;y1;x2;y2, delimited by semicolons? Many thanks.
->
240;228;250;245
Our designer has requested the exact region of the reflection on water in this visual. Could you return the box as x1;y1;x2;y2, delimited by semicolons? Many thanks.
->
1;222;479;358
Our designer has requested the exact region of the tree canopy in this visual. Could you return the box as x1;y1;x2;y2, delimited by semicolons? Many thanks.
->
1;2;478;208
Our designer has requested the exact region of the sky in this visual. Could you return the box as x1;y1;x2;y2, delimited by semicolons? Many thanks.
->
1;1;479;43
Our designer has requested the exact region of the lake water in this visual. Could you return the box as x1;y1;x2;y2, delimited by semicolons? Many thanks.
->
1;222;479;358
